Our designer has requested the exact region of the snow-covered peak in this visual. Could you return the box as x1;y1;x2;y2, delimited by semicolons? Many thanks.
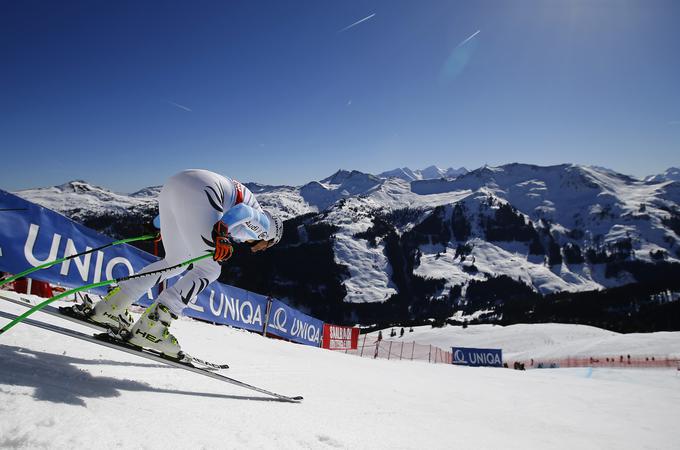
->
300;171;383;211
378;165;468;182
645;167;680;184
244;182;295;194
408;162;679;257
320;169;353;185
129;186;162;198
11;163;680;310
445;167;468;178
55;180;110;195
24;179;158;201
16;180;156;217
320;169;381;186
420;165;446;179
378;167;420;182
412;163;639;195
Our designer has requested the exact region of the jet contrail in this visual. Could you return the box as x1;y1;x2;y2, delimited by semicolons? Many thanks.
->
338;13;376;33
457;29;480;47
167;101;192;112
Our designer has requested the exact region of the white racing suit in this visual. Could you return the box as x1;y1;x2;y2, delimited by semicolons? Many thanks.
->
115;169;271;316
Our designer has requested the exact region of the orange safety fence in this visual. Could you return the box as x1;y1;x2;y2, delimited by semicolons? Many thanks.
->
339;337;452;364
507;355;680;369
334;334;680;370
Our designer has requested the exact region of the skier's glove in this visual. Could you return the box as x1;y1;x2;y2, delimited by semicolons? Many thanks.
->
212;221;233;262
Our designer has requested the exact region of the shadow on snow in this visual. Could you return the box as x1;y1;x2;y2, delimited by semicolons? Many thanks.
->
0;344;288;405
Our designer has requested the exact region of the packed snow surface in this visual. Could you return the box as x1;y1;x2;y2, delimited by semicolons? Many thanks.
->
1;295;679;449
366;323;680;361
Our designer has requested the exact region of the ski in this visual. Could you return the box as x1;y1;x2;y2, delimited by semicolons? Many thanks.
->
0;294;230;371
0;309;303;402
93;330;231;372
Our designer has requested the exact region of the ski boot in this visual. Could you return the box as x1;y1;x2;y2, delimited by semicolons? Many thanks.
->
127;302;182;358
77;287;134;334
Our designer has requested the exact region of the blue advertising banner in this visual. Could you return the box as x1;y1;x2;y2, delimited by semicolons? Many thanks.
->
0;189;158;297
182;283;269;334
265;299;323;347
451;347;503;367
0;189;326;346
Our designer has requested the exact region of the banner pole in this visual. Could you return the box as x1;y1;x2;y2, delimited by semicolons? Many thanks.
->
262;296;273;337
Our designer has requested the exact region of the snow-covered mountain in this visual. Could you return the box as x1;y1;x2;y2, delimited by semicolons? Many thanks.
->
645;167;680;184
15;180;160;241
13;163;680;328
18;180;157;219
299;170;383;211
378;165;468;182
245;182;315;221
129;185;162;198
309;164;679;308
13;165;468;223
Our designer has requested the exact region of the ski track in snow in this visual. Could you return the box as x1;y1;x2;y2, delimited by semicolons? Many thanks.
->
1;296;680;449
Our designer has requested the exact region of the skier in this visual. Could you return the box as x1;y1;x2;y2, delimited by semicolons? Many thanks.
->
72;169;283;358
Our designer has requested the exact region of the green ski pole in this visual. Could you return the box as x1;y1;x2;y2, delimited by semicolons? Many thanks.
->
0;252;213;336
0;234;158;288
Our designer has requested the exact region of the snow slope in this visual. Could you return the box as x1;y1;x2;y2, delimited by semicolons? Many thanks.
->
317;164;679;303
365;324;680;361
1;295;679;449
246;184;315;221
318;163;680;303
13;163;680;307
401;164;680;298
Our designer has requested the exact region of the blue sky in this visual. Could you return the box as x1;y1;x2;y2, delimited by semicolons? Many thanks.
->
2;0;679;192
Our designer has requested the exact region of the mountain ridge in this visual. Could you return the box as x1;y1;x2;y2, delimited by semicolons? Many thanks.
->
13;163;680;328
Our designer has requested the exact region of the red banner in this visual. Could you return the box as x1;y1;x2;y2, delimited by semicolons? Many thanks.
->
322;324;359;350
12;278;53;298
